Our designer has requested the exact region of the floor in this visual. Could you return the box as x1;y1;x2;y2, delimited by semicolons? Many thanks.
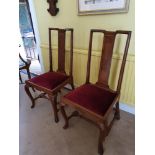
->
19;75;135;155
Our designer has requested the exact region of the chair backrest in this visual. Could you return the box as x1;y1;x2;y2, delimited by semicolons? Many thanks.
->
86;29;131;92
48;28;73;76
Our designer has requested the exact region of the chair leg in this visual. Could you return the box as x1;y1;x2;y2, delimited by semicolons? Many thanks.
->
48;94;59;123
19;72;23;83
70;78;74;90
25;84;35;108
60;105;69;129
27;67;31;80
70;82;74;90
115;102;120;120
98;124;105;155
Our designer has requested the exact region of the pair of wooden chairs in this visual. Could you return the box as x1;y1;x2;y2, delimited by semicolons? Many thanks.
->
24;28;131;155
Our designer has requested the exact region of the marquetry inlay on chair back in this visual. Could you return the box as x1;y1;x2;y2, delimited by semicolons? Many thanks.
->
48;28;73;76
86;29;131;92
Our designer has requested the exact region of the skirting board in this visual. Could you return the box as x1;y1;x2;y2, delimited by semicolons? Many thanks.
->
119;103;135;115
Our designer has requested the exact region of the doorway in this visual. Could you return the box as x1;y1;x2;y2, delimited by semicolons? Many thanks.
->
19;0;43;76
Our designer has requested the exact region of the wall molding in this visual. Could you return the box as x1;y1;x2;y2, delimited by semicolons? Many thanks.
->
119;103;135;115
40;44;135;62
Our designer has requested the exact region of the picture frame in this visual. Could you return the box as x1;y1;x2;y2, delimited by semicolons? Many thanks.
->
77;0;130;15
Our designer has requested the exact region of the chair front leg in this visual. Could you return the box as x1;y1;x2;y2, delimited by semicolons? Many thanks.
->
60;105;69;129
48;94;59;123
25;84;35;108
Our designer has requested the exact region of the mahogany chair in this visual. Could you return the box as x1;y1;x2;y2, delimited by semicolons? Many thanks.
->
25;28;74;123
60;29;131;155
19;53;31;83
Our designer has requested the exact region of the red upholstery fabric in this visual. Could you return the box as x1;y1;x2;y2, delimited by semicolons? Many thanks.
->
28;72;69;90
64;84;117;116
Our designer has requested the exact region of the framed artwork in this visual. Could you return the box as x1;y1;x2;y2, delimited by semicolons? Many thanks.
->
77;0;130;15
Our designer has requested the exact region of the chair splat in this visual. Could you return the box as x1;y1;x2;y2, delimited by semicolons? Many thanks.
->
97;32;116;87
49;28;73;74
58;29;66;73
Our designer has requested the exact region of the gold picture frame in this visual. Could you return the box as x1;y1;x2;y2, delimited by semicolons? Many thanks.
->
78;0;130;15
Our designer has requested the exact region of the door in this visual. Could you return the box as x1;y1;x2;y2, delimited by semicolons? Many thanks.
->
19;0;43;75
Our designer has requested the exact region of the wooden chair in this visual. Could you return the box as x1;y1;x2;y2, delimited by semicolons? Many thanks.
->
25;28;74;123
19;53;31;83
60;29;131;155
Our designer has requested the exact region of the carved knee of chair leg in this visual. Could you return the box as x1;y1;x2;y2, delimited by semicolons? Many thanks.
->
27;68;31;80
24;84;35;108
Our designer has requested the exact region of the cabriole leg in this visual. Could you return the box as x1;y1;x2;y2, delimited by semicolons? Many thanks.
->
25;84;35;108
98;124;105;155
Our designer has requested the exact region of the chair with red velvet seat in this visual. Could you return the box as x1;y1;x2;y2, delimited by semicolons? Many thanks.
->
24;28;74;123
60;29;131;155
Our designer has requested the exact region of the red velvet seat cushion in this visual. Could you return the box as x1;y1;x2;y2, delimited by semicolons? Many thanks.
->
28;72;69;90
64;84;117;116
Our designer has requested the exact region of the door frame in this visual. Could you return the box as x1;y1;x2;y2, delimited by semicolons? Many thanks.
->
26;0;45;73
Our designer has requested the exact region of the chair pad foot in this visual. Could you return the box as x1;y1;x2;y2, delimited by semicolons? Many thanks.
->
31;104;35;108
55;117;59;123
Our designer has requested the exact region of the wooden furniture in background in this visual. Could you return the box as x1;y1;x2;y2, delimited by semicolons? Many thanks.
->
60;29;131;155
47;0;59;16
19;53;31;83
25;28;74;123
